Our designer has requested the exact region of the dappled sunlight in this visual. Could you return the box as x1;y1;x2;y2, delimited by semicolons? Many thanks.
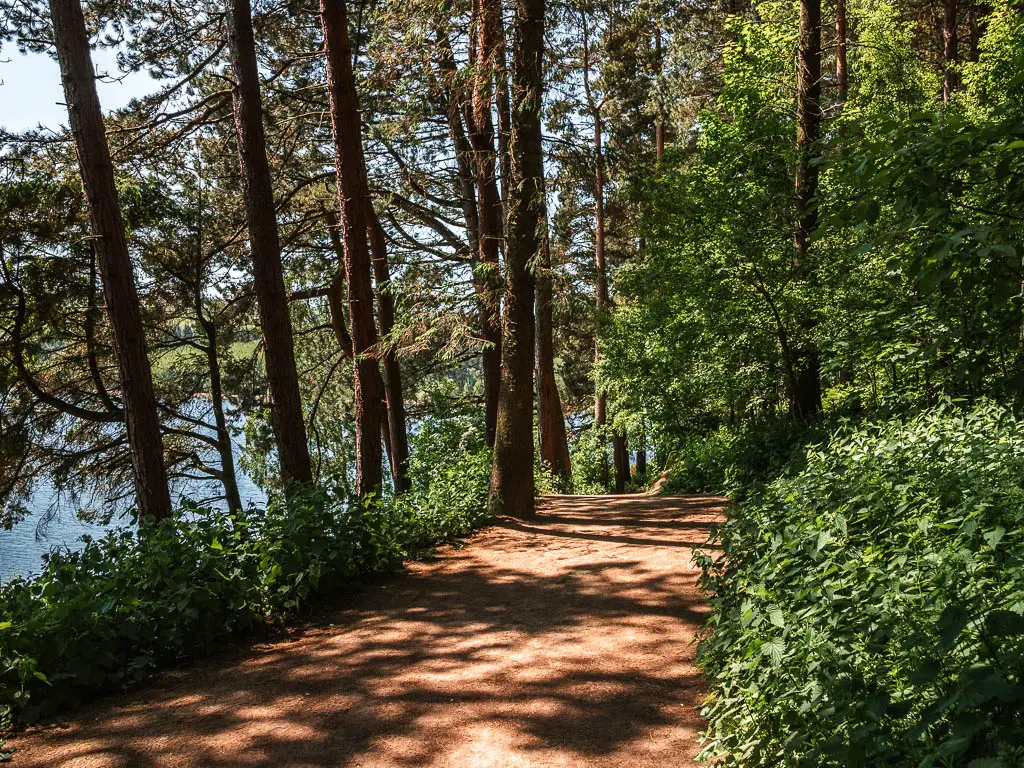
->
11;494;723;768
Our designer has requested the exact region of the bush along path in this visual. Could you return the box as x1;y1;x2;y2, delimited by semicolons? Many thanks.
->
698;403;1024;767
6;494;723;767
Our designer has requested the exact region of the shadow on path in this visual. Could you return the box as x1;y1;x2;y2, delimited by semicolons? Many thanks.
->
10;494;725;768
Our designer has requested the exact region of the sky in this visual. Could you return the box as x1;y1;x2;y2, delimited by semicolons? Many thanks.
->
1;42;157;133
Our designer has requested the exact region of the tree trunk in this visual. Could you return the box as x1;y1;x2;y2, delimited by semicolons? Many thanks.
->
48;0;172;521
794;0;822;263
488;0;544;520
968;3;989;63
435;27;496;440
836;0;848;103
199;312;244;515
535;189;571;481
194;158;243;514
324;211;356;357
726;0;747;45
792;0;823;420
494;7;513;235
367;204;411;493
434;31;481;262
635;427;647;479
655;28;665;162
943;0;960;100
470;0;505;447
327;212;389;473
83;246;116;411
612;433;628;494
319;0;387;497
584;14;610;486
225;0;313;487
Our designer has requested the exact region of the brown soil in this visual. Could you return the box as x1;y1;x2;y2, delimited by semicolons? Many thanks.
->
9;493;724;768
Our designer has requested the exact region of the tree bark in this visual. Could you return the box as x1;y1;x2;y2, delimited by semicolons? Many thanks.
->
612;432;628;493
655;28;665;162
535;189;571;481
324;211;356;357
968;3;989;63
494;5;513;236
433;30;481;263
194;158;243;514
836;0;848;103
641;30;661;481
198;311;244;515
48;0;172;521
319;0;387;497
794;0;821;263
635;427;647;479
791;0;823;420
943;0;960;100
583;13;610;486
367;203;411;493
470;0;505;447
488;0;544;520
225;0;313;486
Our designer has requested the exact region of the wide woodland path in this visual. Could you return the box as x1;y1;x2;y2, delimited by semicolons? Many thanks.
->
11;494;725;768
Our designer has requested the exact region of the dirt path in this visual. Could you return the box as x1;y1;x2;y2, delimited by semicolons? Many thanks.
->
9;494;724;768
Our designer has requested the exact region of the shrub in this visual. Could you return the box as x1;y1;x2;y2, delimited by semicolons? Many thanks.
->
698;402;1024;766
665;416;831;497
397;408;492;543
0;449;492;727
568;424;615;494
0;705;9;762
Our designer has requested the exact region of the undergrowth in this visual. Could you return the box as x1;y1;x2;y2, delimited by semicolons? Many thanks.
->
664;416;833;497
697;402;1024;766
0;422;492;734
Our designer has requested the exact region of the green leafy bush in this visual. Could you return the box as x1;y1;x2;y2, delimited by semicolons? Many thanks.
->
0;449;492;726
665;416;831;497
0;705;10;762
568;424;614;494
398;409;492;545
698;403;1024;766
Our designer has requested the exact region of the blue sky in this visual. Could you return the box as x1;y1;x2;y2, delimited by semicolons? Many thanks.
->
1;42;157;133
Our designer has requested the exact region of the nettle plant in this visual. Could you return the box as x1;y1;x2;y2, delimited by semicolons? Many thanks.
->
698;402;1024;767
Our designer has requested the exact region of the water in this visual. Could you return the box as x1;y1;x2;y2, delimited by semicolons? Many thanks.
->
0;491;117;584
0;406;267;583
0;472;266;584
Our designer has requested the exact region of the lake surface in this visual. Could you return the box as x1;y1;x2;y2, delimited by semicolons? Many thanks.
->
0;473;266;584
0;418;267;583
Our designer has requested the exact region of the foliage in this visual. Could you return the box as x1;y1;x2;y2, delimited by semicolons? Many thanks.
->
663;416;831;497
698;403;1024;766
565;424;612;494
0;704;9;762
603;2;1024;460
599;3;800;441
0;454;491;726
398;405;492;543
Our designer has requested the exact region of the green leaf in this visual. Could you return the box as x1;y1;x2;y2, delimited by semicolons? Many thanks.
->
761;636;785;667
938;604;971;651
986;610;1024;637
983;526;1005;549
